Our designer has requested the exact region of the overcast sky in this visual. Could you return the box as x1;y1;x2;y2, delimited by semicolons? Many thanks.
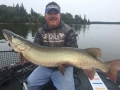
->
0;0;120;22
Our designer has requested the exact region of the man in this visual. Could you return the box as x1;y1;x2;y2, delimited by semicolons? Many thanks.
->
26;1;78;90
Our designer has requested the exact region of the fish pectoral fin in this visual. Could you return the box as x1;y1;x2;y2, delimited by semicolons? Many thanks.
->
84;48;102;59
19;53;27;65
83;68;96;80
58;65;66;76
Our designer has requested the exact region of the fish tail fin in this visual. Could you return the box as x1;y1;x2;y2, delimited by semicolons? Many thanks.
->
105;59;120;83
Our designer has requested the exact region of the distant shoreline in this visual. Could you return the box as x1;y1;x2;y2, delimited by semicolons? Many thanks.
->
90;21;120;24
0;23;41;25
0;22;120;25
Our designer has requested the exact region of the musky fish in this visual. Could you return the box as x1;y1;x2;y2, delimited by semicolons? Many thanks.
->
2;29;120;83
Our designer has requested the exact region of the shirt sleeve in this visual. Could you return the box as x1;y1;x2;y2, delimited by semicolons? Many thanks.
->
65;29;78;48
33;30;42;45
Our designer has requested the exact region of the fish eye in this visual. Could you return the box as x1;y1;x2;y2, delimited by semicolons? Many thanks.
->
13;35;16;38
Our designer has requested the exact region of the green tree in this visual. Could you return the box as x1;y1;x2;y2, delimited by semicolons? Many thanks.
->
83;14;87;24
0;4;90;24
74;15;82;24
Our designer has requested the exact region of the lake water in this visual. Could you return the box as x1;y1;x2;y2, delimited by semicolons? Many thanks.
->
0;24;120;62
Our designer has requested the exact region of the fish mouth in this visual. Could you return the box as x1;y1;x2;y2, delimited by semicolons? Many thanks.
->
2;29;14;42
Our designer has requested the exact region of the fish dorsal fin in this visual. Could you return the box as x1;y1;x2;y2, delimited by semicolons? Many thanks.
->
84;48;102;59
83;68;96;80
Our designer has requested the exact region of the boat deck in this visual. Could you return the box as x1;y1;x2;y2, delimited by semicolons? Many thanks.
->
0;78;22;90
1;69;120;90
0;51;120;90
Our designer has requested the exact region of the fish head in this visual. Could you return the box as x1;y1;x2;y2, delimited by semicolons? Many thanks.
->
2;29;13;43
2;29;30;53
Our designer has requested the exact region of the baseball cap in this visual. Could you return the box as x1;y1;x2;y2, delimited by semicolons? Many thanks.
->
45;2;61;13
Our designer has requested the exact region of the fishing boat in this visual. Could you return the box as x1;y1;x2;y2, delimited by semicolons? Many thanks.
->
0;51;120;90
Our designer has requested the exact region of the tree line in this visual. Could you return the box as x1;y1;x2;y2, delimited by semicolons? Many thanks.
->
0;3;90;24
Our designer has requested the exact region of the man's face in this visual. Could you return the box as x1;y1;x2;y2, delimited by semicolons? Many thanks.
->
45;9;61;28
